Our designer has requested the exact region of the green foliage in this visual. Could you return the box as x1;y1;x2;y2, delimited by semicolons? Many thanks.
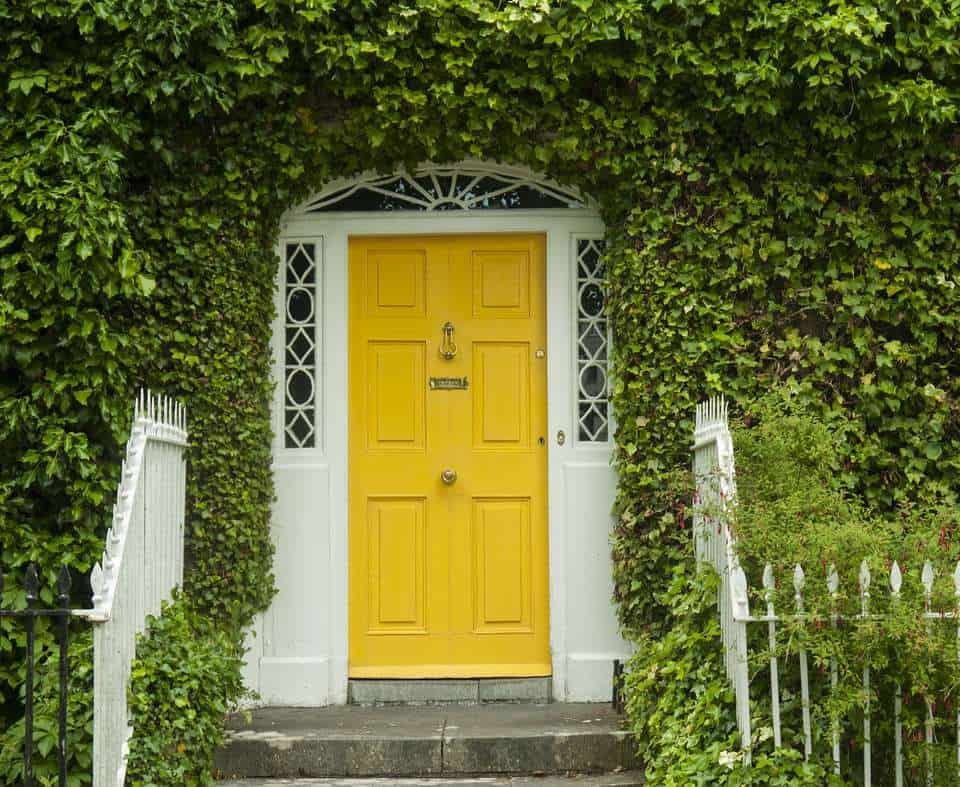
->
625;564;844;785
124;594;247;787
0;629;92;787
3;0;960;777
730;393;960;782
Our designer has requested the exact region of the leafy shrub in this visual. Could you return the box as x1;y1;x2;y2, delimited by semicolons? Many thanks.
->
625;563;843;785
630;391;960;783
0;628;93;787
124;594;247;787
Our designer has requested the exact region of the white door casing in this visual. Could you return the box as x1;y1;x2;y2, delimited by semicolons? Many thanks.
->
244;163;631;705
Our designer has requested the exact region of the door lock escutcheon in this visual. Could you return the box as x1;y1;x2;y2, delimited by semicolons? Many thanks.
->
441;468;458;485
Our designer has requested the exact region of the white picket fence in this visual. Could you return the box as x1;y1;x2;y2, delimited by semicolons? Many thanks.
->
75;391;188;787
692;396;960;784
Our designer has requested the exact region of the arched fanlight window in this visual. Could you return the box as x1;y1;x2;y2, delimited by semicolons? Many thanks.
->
302;163;586;212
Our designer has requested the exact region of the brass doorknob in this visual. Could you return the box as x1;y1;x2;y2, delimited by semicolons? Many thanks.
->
441;468;458;485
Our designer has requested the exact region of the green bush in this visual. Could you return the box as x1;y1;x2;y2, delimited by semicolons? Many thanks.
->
630;392;960;783
0;628;92;787
625;563;844;785
124;594;247;787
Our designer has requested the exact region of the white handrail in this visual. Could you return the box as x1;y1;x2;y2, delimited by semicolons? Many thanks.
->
76;390;188;787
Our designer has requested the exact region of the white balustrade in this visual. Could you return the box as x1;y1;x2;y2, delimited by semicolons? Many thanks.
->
75;390;188;787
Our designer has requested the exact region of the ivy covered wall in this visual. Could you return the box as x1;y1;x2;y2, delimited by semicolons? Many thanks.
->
2;0;959;714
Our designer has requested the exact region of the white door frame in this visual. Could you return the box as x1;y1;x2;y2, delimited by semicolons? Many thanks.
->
252;168;630;706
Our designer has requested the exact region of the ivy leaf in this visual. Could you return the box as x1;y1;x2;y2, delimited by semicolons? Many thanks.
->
138;275;157;297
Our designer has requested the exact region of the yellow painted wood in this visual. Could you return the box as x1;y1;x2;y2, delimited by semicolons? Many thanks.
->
349;234;549;678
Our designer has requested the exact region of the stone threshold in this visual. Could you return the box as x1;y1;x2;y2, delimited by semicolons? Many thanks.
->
348;678;552;705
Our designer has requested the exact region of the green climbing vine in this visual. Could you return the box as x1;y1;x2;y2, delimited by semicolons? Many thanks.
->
3;0;960;780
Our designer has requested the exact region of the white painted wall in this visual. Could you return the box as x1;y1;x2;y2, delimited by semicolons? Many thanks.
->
244;175;631;705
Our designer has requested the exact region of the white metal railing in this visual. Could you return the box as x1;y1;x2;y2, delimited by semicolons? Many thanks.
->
75;391;188;787
692;396;960;784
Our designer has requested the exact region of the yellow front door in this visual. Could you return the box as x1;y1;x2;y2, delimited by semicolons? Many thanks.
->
348;234;550;678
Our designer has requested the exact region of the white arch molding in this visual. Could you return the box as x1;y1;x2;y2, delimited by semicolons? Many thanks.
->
244;161;631;706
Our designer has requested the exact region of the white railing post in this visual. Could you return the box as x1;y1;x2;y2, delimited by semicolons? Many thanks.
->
693;396;751;762
891;561;903;787
860;559;872;787
78;391;188;787
828;564;841;775
794;564;812;761
763;564;782;750
922;560;936;787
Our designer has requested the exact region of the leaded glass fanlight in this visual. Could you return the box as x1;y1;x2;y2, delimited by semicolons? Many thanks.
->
302;163;586;212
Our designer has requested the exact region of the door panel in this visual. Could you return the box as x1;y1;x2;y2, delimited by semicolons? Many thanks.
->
349;234;548;678
473;342;530;447
366;497;426;632
366;342;426;449
471;497;532;632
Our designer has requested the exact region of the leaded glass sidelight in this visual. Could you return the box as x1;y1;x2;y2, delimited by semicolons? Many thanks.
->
576;239;610;442
284;242;318;448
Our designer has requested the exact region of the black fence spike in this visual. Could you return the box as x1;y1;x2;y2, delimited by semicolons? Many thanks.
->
24;564;38;602
57;565;71;604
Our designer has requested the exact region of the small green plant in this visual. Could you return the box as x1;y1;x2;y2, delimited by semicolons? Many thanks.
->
124;593;247;787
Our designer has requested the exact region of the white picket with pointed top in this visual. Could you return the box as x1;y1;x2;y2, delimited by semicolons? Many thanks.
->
794;564;812;760
828;563;841;775
923;561;935;787
76;390;188;787
955;563;960;782
763;564;782;749
889;562;904;787
860;560;872;787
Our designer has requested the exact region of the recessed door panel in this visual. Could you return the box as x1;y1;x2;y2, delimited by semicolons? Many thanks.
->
473;342;530;448
350;234;548;678
366;498;426;632
367;341;425;450
472;249;530;318
472;498;532;632
366;249;427;317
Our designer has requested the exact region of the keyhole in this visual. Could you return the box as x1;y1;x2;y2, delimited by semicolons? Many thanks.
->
538;436;545;446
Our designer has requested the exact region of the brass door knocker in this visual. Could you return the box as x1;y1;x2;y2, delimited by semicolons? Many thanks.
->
439;321;458;360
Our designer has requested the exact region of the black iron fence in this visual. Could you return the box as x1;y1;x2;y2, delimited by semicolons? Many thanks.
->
1;564;74;787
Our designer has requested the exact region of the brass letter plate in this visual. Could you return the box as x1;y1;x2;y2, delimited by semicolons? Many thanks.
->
429;376;469;390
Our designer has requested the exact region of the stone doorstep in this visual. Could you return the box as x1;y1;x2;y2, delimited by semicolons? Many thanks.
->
215;704;639;781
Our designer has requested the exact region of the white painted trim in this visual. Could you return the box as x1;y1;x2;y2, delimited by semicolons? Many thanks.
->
255;165;630;706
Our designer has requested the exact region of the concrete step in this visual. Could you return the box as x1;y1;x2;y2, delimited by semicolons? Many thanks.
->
215;704;639;781
217;776;644;786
